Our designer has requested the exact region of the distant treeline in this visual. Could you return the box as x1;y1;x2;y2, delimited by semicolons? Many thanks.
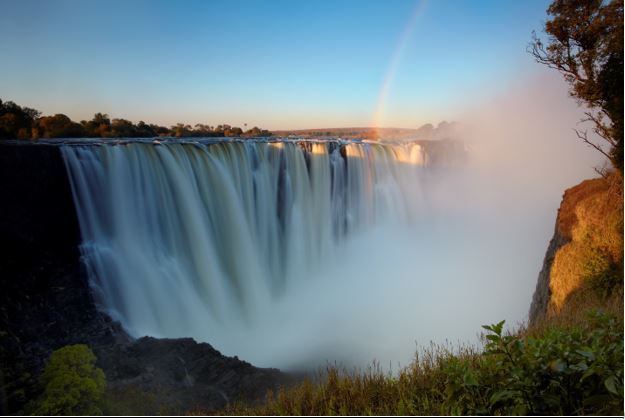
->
0;99;272;140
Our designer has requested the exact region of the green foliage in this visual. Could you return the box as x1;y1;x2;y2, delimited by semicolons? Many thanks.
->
207;312;623;416
0;99;40;139
29;344;106;416
36;114;86;138
443;312;623;416
583;246;622;298
101;385;171;416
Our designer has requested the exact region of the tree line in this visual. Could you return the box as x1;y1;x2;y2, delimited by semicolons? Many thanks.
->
0;99;272;140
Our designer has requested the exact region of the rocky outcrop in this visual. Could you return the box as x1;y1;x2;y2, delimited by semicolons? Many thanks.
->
0;142;291;415
528;224;569;325
95;337;291;414
529;176;623;325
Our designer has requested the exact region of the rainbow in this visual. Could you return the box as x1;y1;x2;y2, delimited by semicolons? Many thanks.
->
371;0;427;138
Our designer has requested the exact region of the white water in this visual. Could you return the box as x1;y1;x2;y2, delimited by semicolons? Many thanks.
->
62;140;436;368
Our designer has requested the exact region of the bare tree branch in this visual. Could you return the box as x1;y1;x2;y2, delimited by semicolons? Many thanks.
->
575;128;612;160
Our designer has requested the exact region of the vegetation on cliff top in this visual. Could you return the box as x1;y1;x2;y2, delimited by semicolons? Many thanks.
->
0;99;271;140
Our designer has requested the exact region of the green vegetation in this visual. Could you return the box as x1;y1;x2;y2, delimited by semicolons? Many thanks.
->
25;344;106;416
446;313;622;415
0;99;271;140
100;384;171;416
202;311;623;416
15;344;173;416
530;0;624;173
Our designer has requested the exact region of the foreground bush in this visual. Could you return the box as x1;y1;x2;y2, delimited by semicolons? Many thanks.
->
445;312;623;415
203;311;623;416
27;344;106;416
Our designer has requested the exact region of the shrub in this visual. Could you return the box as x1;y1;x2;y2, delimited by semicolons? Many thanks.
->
29;344;106;416
443;312;623;415
584;247;622;298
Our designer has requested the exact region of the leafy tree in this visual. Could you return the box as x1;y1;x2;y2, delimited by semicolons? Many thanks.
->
150;123;170;136
530;0;624;173
110;118;137;137
37;114;86;138
81;112;112;137
172;123;193;137
225;126;243;137
243;126;272;137
0;99;40;139
30;344;106;416
136;120;158;137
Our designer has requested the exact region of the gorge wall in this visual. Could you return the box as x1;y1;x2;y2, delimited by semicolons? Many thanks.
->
529;175;623;324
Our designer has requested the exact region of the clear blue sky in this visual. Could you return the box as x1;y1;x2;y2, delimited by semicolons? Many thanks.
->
0;0;551;129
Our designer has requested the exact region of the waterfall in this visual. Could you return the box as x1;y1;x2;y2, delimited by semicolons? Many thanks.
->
61;139;428;366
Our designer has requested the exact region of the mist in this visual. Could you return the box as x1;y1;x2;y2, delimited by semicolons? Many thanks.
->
211;71;603;371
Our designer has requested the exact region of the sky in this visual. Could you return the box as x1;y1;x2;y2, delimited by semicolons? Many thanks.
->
0;0;554;130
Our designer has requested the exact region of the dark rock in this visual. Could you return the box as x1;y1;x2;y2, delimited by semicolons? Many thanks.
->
94;337;290;413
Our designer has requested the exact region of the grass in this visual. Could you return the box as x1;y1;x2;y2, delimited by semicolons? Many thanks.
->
195;344;468;416
101;384;176;416
192;304;623;416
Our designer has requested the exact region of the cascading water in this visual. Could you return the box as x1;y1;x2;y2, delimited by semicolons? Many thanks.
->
61;139;431;368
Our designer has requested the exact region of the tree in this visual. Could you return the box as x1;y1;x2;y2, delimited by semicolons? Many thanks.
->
110;118;137;137
81;113;112;137
30;344;106;416
149;123;170;136
530;0;624;173
243;126;272;138
225;126;243;137
37;114;86;138
0;99;40;139
172;123;192;137
136;120;157;137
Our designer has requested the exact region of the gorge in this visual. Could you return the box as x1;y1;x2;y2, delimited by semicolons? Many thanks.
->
0;134;606;414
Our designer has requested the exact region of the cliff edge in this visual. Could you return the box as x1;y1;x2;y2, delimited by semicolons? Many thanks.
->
529;175;623;325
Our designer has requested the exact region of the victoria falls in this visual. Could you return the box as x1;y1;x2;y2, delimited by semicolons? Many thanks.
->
0;0;623;416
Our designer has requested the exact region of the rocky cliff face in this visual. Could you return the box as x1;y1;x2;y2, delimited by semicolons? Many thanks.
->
529;176;623;325
528;224;568;325
0;142;291;415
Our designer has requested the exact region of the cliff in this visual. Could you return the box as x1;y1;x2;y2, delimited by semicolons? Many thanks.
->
0;143;292;415
529;175;624;325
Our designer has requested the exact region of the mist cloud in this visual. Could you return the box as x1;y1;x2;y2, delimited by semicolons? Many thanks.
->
235;71;604;371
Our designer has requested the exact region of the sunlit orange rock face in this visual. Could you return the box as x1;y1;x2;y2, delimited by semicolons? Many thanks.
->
529;175;623;324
